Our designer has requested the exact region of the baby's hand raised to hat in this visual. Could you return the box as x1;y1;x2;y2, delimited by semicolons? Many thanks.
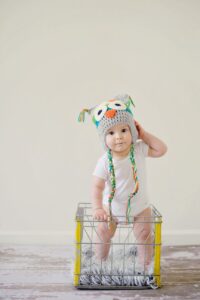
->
93;208;108;221
135;120;145;140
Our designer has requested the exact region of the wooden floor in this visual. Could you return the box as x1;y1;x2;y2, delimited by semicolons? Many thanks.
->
0;244;200;300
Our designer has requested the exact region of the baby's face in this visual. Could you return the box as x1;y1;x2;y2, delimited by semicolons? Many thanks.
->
105;124;132;155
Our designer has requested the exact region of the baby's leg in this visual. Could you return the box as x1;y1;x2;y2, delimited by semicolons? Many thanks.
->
133;207;153;268
94;206;117;260
94;222;117;260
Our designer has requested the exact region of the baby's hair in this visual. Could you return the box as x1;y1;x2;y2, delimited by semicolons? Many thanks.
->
107;143;139;223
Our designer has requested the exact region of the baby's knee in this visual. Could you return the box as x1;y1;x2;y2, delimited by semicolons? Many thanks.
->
137;226;152;242
97;222;109;236
97;222;115;240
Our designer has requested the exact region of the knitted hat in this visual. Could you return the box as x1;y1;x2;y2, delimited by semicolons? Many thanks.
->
78;94;138;150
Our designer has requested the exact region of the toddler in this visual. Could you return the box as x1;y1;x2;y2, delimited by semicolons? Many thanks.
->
78;94;167;270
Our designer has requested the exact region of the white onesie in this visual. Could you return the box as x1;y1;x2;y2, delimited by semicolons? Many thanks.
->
93;141;150;221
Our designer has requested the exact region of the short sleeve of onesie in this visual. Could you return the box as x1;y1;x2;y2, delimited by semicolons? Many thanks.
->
136;140;149;157
92;154;108;181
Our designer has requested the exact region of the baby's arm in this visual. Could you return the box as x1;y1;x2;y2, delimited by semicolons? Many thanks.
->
91;176;108;221
135;120;167;157
143;131;167;157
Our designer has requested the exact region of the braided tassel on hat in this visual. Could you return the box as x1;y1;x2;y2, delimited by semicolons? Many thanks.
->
78;109;91;123
126;143;139;223
107;149;116;232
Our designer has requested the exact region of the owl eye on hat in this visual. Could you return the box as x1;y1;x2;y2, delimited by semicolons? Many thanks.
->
78;94;138;150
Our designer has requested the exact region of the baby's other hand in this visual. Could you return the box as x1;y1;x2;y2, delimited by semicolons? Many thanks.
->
93;208;108;221
135;120;145;140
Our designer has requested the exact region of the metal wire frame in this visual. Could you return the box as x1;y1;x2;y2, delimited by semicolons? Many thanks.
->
74;202;162;289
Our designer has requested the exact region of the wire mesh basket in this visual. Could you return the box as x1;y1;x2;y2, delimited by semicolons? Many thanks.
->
74;202;162;289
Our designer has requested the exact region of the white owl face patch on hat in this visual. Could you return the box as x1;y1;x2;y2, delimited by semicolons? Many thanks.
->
92;99;133;127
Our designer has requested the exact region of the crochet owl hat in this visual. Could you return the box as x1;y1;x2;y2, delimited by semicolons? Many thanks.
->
78;94;139;223
78;94;138;150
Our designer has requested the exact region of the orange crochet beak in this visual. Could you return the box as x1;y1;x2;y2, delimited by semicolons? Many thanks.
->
105;109;116;119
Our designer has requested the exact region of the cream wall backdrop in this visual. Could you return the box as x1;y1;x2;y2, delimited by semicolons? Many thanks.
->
0;0;200;245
